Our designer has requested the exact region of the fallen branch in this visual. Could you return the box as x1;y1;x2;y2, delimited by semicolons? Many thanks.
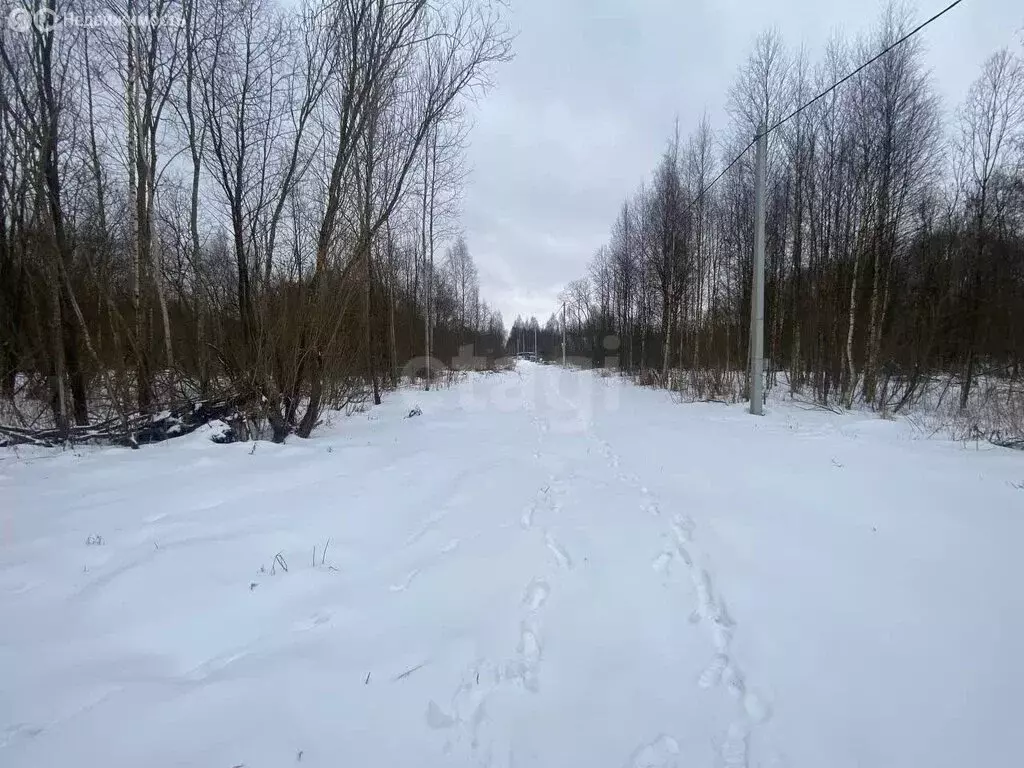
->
0;396;247;449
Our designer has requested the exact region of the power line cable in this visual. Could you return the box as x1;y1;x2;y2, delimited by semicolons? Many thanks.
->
763;0;965;136
684;137;757;216
681;0;965;215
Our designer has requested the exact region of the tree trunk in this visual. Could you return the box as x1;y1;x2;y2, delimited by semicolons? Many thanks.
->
844;251;861;410
790;168;804;393
153;233;174;370
364;239;381;406
48;273;68;435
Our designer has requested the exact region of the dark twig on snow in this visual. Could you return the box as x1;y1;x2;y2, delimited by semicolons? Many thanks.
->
393;662;427;681
272;552;289;574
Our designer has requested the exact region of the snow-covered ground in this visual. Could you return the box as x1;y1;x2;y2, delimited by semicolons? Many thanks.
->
2;362;1022;768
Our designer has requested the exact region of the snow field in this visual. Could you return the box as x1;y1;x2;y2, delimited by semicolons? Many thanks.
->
2;362;1022;767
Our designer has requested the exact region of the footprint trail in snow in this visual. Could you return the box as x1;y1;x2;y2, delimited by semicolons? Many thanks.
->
590;428;771;768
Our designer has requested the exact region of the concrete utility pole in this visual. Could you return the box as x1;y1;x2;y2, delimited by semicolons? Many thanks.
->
749;124;767;416
561;302;567;366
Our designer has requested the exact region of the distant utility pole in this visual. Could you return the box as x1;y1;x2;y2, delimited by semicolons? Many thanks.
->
534;325;538;359
749;124;767;416
561;302;566;366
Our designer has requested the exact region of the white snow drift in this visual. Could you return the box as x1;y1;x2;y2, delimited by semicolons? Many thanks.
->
2;362;1022;767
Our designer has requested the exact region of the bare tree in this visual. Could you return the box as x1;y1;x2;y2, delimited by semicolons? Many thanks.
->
954;48;1024;408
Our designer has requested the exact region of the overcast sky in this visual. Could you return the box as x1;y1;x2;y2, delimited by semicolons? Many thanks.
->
460;0;1023;327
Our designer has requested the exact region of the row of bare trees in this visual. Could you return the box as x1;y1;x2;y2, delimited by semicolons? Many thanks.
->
557;5;1024;423
0;0;511;441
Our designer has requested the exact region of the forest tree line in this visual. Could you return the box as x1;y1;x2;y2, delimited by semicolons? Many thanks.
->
554;4;1024;429
0;0;510;442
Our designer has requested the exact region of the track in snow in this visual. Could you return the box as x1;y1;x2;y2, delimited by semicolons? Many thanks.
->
5;361;1023;768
